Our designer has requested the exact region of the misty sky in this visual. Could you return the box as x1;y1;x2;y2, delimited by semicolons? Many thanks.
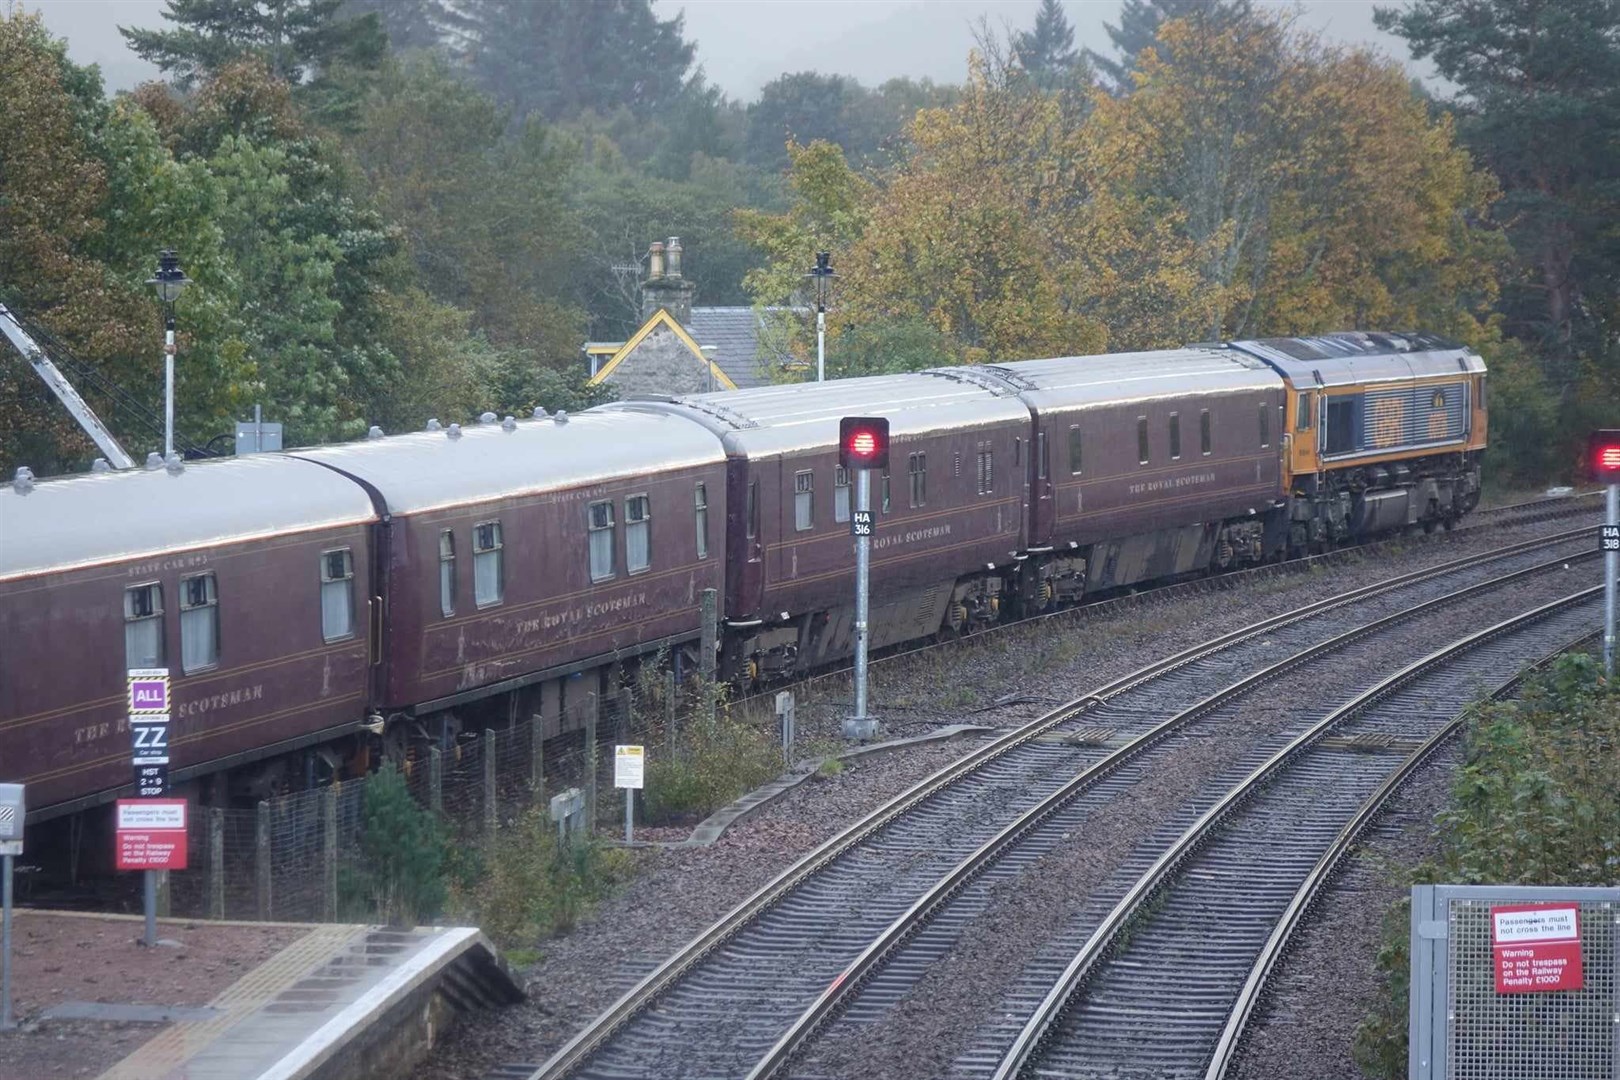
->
25;0;1431;102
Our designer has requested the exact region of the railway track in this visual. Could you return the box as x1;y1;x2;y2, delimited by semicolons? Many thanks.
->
518;525;1602;1080
987;590;1599;1080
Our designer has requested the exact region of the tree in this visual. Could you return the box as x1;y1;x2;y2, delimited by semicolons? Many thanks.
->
121;0;385;90
449;0;695;124
1013;0;1086;91
1087;0;1249;93
352;762;446;926
1375;0;1620;376
340;0;446;53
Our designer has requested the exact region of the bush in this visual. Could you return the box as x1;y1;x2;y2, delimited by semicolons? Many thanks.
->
457;808;632;949
1353;655;1620;1076
642;708;782;825
343;761;449;927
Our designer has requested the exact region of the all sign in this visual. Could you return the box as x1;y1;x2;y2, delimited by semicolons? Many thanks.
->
114;799;188;871
1491;903;1584;993
126;668;170;714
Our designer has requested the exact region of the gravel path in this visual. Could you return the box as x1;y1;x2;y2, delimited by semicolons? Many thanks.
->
409;513;1595;1080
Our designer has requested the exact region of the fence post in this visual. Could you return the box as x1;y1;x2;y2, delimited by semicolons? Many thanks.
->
255;801;271;921
701;588;718;729
209;807;224;920
484;729;498;838
429;746;443;816
322;787;338;921
585;698;598;834
530;714;545;801
664;669;677;756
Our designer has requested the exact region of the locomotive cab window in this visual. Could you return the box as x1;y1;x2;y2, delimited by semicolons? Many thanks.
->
695;483;709;560
439;530;455;617
124;582;164;668
1068;426;1082;475
474;521;504;605
1168;413;1181;461
835;467;850;523
589;501;616;581
626;495;651;573
320;549;355;642
1296;392;1313;431
180;572;219;672
794;470;814;531
1200;409;1211;455
1137;417;1150;465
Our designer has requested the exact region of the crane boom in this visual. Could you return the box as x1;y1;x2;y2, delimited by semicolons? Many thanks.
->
0;302;136;470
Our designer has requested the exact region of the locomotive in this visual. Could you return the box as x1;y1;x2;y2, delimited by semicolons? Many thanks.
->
0;332;1485;824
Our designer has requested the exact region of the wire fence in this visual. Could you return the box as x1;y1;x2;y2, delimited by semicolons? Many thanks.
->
164;679;764;922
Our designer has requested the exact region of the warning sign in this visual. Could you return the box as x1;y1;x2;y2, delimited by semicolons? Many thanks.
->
1491;903;1584;993
114;798;189;871
614;745;644;789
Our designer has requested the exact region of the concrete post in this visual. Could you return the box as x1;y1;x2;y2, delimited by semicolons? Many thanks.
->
664;669;677;756
429;746;443;815
585;699;598;834
700;588;718;729
255;801;271;921
322;787;338;921
530;714;545;800
209;807;224;920
484;728;498;837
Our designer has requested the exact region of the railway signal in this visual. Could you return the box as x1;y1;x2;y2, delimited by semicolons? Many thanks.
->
1592;429;1620;674
841;417;888;739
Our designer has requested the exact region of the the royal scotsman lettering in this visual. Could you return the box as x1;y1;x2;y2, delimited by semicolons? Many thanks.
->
175;683;264;718
1126;471;1217;497
871;523;952;551
525;591;651;634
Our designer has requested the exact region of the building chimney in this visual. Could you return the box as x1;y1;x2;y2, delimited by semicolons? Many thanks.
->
666;237;683;279
647;240;666;282
641;234;696;324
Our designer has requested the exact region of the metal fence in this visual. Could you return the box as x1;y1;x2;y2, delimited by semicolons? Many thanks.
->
165;680;744;922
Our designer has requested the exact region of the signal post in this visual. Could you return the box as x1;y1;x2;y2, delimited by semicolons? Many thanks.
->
1593;430;1620;675
840;417;889;739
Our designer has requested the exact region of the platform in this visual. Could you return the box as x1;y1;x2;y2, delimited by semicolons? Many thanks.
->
1;911;521;1080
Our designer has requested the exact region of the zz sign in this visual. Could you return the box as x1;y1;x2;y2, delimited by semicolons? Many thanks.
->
131;716;171;766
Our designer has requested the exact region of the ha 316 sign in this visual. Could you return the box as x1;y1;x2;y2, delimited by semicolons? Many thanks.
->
1492;903;1584;993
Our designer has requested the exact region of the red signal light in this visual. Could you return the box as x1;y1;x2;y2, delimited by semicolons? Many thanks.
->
839;416;889;470
1590;430;1620;482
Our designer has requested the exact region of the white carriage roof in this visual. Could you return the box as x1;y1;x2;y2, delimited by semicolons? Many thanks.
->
1229;334;1485;388
0;454;376;582
967;348;1283;411
599;370;1031;458
292;410;725;515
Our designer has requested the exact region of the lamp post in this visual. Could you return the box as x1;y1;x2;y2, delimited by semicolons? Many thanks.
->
146;250;189;460
807;251;834;382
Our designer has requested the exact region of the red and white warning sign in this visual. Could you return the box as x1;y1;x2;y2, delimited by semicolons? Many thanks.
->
1491;903;1584;993
114;798;188;871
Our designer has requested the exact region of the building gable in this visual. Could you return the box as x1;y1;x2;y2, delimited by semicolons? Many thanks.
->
589;308;737;396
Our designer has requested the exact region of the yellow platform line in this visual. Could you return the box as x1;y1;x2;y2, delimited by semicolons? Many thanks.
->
98;924;364;1080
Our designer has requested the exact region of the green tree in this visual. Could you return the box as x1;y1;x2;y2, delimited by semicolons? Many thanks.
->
340;0;446;53
1087;0;1250;93
353;762;447;926
1013;0;1087;92
120;0;385;90
450;0;695;124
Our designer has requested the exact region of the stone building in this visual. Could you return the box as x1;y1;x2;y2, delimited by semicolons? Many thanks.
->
587;237;796;397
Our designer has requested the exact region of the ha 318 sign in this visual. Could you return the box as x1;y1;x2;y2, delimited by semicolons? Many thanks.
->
1491;903;1584;993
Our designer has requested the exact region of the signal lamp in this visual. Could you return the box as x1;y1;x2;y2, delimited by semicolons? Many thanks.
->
1590;429;1620;482
839;416;890;470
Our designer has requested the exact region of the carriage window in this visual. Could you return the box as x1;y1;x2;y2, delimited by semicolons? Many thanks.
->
746;480;759;540
474;521;504;605
881;472;892;514
320;549;355;642
694;483;709;559
1169;413;1181;460
1014;438;1022;467
589;501;616;581
625;495;651;573
1036;433;1048;480
439;530;455;616
124;582;164;668
977;450;994;495
794;470;814;531
1296;392;1312;431
1201;409;1212;455
1137;416;1150;465
1068;426;1082;474
1259;402;1271;448
834;466;851;523
909;452;927;508
180;572;219;672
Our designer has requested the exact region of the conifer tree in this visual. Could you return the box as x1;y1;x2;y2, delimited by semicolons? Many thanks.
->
120;0;385;90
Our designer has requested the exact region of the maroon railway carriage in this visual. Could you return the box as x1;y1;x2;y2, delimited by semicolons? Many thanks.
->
0;455;378;823
294;410;727;744
606;372;1032;682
